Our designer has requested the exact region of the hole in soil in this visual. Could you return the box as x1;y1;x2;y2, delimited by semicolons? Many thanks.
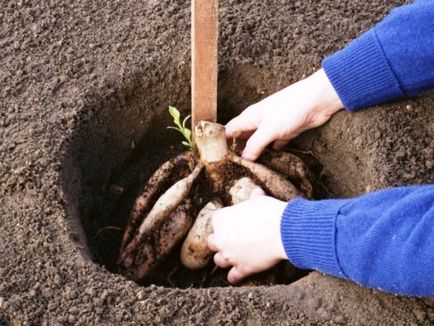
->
60;64;329;288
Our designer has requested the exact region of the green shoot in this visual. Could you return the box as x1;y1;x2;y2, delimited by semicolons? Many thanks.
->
167;106;194;150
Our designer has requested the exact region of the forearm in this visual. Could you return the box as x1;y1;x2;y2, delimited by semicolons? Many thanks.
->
281;184;434;297
323;0;434;111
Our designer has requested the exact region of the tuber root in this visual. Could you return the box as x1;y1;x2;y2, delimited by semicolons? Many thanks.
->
195;121;300;201
231;154;299;201
137;161;202;235
229;177;264;205
118;155;201;266
180;177;264;270
121;200;194;281
119;151;195;253
180;199;223;269
258;149;314;199
118;120;314;283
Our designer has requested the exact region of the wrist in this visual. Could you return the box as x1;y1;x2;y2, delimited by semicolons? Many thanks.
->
304;69;344;125
273;200;289;260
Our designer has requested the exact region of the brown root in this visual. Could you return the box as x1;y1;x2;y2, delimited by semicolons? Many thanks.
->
119;151;195;253
259;149;314;199
119;200;194;281
230;154;299;201
118;121;315;283
119;162;202;264
137;162;203;234
180;199;223;269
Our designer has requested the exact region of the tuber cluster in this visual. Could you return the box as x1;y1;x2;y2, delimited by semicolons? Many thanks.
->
118;121;314;282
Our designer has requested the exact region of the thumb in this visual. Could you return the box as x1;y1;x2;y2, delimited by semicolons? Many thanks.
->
227;266;247;284
249;186;266;199
242;126;275;161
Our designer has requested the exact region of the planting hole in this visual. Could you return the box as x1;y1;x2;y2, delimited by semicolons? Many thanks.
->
60;65;353;288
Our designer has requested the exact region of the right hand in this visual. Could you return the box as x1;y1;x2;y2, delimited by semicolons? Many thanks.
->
226;68;344;161
207;194;288;284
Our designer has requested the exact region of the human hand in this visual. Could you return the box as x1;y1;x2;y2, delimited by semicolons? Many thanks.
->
207;193;288;284
226;68;343;160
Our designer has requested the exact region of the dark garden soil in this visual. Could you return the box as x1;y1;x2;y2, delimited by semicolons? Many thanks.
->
1;0;434;324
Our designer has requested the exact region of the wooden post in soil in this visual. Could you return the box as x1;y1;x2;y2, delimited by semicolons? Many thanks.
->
191;0;219;129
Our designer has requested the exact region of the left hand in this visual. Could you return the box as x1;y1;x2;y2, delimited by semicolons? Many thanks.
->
207;195;288;284
225;69;343;161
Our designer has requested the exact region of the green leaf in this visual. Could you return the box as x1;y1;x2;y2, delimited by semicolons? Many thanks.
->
168;106;180;121
169;106;183;131
168;106;195;151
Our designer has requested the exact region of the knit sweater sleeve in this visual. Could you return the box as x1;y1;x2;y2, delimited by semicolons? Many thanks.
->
280;185;434;297
322;0;434;112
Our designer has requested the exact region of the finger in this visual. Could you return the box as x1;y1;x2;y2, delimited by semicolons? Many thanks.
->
232;130;255;140
242;126;275;161
227;266;247;284
272;139;289;150
225;108;261;138
211;206;234;230
207;234;220;252
249;186;266;199
210;207;225;230
213;252;232;268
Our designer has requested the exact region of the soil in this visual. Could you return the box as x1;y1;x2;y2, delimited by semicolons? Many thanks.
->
1;0;434;325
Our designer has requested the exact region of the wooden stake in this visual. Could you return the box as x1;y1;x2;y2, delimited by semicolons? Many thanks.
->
191;0;218;129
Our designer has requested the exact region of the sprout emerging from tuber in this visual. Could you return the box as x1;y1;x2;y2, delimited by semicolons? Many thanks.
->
167;106;194;150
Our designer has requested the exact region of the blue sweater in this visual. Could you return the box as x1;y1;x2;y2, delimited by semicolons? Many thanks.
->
281;0;434;297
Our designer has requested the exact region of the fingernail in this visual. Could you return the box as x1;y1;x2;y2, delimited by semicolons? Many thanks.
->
242;152;256;161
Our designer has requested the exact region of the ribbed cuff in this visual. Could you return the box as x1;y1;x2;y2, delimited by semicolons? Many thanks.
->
281;198;349;278
322;30;405;112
